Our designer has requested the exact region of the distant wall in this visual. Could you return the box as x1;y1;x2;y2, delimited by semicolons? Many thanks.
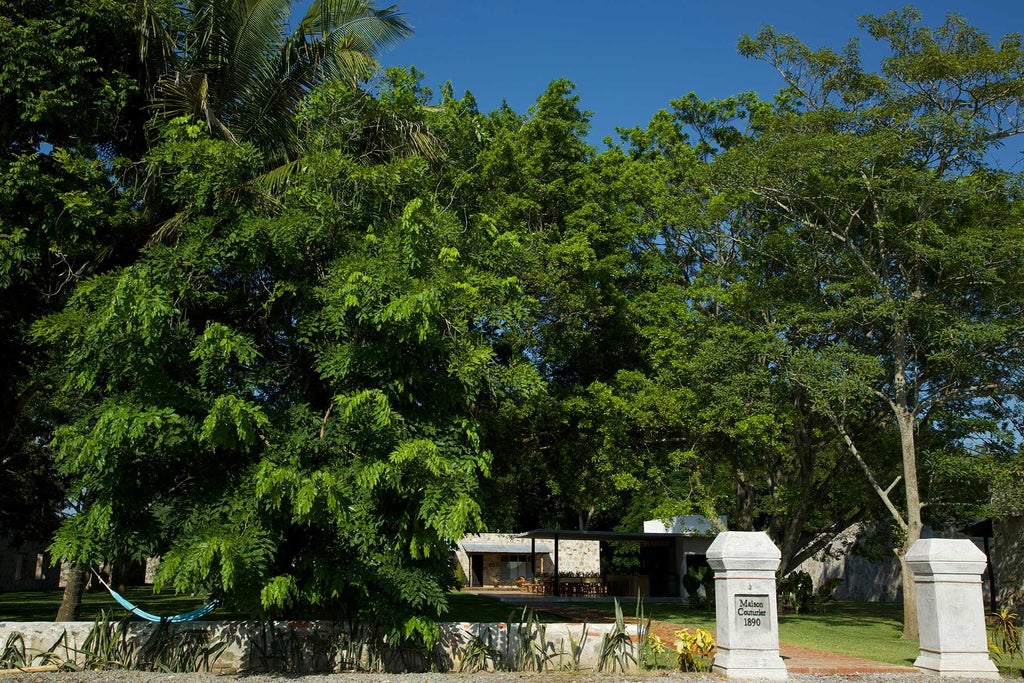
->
0;538;59;592
791;525;902;602
994;516;1023;611
791;524;998;603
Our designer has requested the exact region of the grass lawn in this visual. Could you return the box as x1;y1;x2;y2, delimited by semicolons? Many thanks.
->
776;602;918;666
441;592;563;622
576;599;1024;673
0;587;244;622
567;600;918;666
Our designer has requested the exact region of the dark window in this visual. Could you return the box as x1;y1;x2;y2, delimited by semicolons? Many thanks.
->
501;554;532;581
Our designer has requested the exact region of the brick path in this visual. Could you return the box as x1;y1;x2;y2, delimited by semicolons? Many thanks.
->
531;601;919;676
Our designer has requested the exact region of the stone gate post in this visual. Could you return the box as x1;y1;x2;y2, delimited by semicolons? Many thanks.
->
707;531;787;679
907;538;1000;678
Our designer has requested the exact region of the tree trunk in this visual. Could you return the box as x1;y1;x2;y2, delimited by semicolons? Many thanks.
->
56;563;86;621
897;547;919;640
896;407;923;639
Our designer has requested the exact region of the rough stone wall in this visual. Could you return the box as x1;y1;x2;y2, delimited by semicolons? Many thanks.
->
0;620;640;674
561;539;599;575
144;557;160;584
791;525;903;602
791;524;998;603
994;516;1023;611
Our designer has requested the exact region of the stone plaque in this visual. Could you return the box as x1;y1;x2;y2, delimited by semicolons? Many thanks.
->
734;594;770;633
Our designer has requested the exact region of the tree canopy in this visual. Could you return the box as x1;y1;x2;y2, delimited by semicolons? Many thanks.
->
4;1;1023;636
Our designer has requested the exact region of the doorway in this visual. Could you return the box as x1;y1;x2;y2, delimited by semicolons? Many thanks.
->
470;554;484;587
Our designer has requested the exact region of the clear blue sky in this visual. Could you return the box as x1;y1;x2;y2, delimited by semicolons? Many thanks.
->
376;1;1023;145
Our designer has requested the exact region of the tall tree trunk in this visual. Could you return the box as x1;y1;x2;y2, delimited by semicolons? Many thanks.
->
896;407;922;639
892;322;922;640
56;563;86;621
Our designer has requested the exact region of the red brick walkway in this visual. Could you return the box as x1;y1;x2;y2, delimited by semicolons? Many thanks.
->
531;602;919;676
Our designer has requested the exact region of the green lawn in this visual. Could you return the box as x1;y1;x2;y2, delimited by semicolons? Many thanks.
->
573;599;1024;672
776;602;919;666
0;587;245;622
441;592;563;622
0;588;553;624
598;600;917;666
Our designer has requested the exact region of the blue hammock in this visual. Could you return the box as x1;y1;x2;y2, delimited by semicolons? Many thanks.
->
94;572;218;623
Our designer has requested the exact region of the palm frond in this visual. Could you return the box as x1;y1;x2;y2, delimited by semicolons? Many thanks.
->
252;157;305;196
146;0;416;171
299;0;412;84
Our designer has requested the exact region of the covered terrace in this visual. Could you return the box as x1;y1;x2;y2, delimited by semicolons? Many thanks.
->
516;528;715;598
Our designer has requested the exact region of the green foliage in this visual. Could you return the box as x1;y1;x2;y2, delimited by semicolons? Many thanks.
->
0;633;29;669
38;68;543;633
0;631;71;671
989;608;1022;670
597;598;637;672
16;0;1024;644
505;607;554;672
457;628;501;673
72;611;226;672
602;9;1024;594
778;570;814;614
0;0;143;540
148;0;413;164
673;627;715;672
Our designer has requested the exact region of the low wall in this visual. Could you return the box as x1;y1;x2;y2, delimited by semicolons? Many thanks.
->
0;620;640;674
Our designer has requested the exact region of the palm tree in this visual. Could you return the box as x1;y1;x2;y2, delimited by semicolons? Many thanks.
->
150;0;412;164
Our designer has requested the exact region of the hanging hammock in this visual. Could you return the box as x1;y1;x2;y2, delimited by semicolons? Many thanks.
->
93;571;219;623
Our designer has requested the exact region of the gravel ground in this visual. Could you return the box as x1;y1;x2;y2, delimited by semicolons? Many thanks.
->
0;672;1009;683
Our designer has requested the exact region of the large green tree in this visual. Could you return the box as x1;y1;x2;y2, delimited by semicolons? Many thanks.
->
37;73;539;637
715;9;1024;637
441;80;656;532
0;0;143;558
11;0;416;621
563;96;885;572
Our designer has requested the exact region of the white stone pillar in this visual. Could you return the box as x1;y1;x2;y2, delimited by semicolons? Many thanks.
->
707;531;787;679
907;538;1000;678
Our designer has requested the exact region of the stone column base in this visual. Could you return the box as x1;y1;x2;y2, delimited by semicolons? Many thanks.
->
712;646;787;679
914;650;1000;678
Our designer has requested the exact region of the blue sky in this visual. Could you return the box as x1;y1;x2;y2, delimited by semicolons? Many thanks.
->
377;1;1023;145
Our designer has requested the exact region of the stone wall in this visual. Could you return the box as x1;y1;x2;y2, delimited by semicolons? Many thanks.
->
791;524;1001;603
0;538;60;592
454;534;599;587
0;620;640;674
994;516;1023;611
555;539;600;575
791;525;903;602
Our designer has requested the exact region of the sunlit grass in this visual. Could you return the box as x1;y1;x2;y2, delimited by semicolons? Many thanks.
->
775;602;918;666
0;586;241;622
562;600;917;666
442;591;563;622
0;587;558;624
